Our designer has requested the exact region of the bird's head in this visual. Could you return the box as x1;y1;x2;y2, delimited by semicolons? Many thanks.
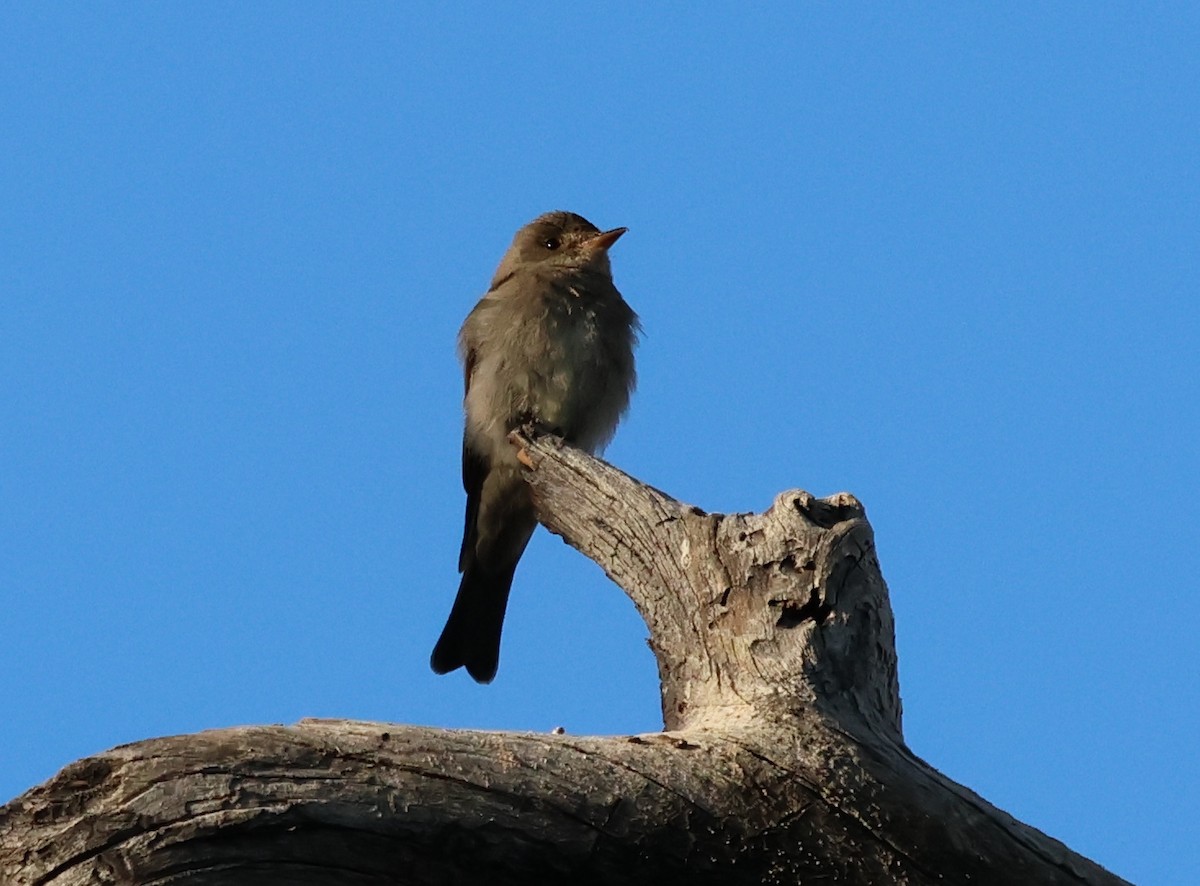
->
493;211;626;284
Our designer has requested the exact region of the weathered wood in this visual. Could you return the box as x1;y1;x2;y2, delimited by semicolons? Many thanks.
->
0;435;1129;884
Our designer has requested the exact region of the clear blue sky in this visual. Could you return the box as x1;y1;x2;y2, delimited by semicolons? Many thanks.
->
3;5;1196;883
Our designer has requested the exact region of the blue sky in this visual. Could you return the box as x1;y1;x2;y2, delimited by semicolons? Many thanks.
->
3;5;1197;883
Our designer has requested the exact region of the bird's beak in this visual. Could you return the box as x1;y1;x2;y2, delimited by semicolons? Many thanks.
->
584;227;627;252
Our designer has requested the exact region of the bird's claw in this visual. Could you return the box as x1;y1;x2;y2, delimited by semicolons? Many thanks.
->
516;415;565;444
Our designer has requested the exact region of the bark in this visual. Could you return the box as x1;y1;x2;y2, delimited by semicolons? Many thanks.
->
0;434;1129;885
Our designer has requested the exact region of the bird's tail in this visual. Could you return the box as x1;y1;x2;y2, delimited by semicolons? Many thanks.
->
430;559;519;684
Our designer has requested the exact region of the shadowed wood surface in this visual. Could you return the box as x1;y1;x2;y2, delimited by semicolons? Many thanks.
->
0;435;1130;885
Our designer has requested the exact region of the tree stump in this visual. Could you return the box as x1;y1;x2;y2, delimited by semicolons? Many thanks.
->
0;434;1129;884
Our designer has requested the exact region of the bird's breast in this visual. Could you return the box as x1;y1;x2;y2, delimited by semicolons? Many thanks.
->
463;277;632;464
522;300;604;421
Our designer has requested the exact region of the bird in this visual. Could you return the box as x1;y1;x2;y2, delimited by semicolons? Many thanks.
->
430;211;639;683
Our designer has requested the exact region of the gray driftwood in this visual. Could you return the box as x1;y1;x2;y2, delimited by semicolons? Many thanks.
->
0;434;1128;884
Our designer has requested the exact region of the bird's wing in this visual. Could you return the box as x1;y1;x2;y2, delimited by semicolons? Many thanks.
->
462;342;476;399
459;344;486;572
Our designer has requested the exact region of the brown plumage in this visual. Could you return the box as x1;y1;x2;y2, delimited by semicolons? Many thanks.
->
430;211;639;682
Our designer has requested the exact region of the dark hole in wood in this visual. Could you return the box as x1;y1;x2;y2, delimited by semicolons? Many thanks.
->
774;589;833;628
793;496;859;529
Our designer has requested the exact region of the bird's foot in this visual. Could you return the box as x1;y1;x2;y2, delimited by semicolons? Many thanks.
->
516;415;565;443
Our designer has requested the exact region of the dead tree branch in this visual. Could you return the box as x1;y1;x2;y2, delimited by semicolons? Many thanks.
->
0;435;1129;885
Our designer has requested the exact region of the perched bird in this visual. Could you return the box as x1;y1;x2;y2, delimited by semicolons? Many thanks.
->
430;211;639;683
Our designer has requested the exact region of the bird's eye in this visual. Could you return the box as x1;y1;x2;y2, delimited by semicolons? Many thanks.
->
543;237;561;250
